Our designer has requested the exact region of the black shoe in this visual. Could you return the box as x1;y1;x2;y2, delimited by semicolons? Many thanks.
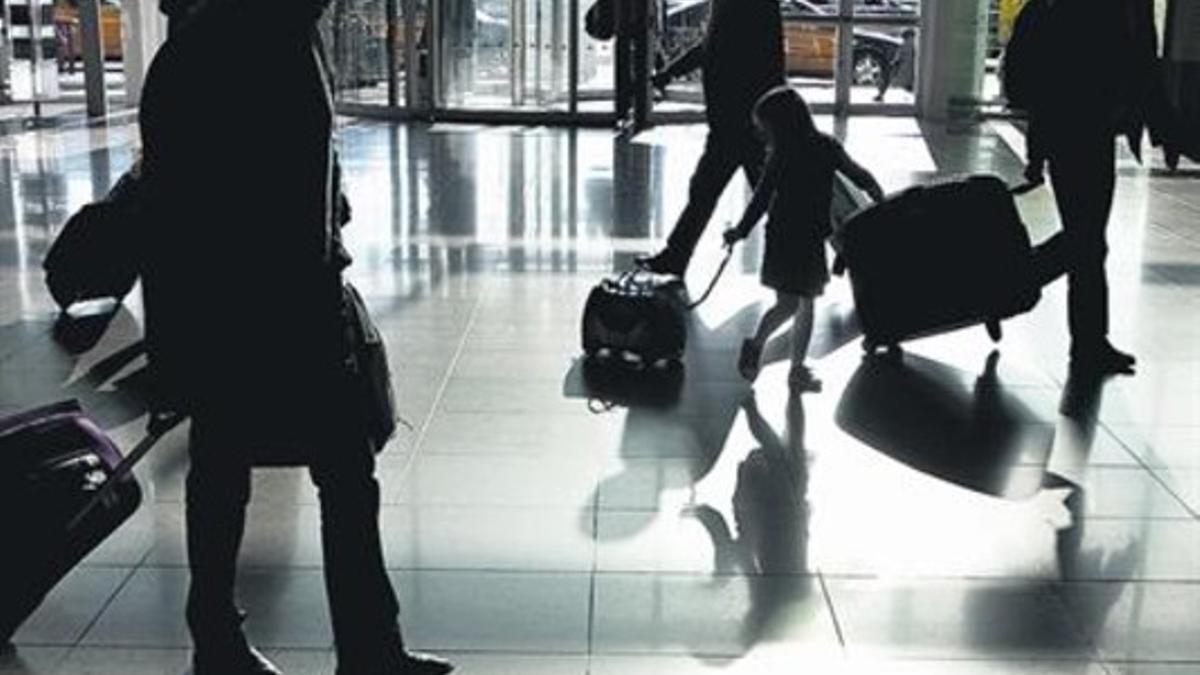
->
338;650;454;675
634;249;685;276
193;645;283;675
398;651;454;675
1071;342;1136;376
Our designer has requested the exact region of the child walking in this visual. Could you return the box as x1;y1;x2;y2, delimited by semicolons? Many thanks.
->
724;86;884;390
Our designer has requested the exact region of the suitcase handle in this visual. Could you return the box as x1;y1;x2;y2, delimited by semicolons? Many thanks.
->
65;412;187;531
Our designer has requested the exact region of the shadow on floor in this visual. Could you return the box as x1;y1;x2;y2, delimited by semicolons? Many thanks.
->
835;350;1052;499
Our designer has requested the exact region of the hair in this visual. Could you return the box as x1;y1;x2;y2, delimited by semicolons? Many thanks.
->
752;86;817;144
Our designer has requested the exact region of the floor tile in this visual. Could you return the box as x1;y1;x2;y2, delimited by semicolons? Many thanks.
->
591;572;839;658
824;578;1095;661
11;568;131;647
391;571;590;653
1057;582;1200;663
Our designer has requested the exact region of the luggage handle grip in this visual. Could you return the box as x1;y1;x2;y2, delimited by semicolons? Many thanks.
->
66;411;187;531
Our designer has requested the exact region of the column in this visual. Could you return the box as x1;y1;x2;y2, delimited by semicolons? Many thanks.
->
916;0;988;120
121;0;167;107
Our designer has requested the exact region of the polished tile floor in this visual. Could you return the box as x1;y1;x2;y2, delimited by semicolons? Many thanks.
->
0;116;1198;675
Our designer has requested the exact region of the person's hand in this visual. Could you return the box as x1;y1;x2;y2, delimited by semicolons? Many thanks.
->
1023;161;1045;186
723;226;746;247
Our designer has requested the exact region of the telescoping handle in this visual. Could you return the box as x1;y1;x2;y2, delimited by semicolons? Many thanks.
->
66;411;187;531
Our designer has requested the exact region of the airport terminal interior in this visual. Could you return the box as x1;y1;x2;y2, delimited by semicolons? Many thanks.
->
0;0;1198;674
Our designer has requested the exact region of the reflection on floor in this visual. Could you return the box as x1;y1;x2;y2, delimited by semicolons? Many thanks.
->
0;117;1197;675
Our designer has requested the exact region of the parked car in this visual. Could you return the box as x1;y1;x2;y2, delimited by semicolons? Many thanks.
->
662;0;905;86
54;0;123;62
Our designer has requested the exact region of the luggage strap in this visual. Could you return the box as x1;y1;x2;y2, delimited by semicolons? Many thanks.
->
686;244;734;311
66;411;187;531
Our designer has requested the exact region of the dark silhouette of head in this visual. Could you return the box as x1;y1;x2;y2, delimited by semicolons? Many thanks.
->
753;86;817;147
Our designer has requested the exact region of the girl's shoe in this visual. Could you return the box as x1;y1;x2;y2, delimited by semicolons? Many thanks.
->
788;365;822;392
738;339;763;381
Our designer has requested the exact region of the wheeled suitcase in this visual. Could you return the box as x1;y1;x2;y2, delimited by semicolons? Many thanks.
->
43;165;143;311
833;174;1041;352
0;401;178;645
582;270;687;363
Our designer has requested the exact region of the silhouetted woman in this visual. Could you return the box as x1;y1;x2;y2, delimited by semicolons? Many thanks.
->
140;2;452;674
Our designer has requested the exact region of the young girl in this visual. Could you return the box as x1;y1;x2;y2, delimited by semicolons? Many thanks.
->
724;86;884;390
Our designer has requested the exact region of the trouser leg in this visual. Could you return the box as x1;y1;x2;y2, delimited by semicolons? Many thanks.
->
185;422;252;652
663;133;746;268
1048;136;1116;352
311;439;403;674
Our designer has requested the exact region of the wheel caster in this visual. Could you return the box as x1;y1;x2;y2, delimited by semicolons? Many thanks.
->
985;319;1003;342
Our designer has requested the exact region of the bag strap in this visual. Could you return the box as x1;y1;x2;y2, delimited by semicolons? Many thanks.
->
686;244;734;311
66;412;187;531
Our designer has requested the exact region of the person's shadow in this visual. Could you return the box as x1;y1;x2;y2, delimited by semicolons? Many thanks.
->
564;303;758;540
686;388;814;652
835;350;1052;498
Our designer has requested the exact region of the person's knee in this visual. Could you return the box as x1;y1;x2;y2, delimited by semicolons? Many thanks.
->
775;294;800;314
310;448;379;510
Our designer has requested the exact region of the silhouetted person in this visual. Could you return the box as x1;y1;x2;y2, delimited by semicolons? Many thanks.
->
1028;0;1156;375
635;0;784;277
874;28;916;102
139;3;451;674
724;87;883;390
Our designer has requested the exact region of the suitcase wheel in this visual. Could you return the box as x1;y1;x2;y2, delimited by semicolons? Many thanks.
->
985;319;1003;343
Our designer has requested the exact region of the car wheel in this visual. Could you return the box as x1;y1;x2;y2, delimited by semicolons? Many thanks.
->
852;51;886;86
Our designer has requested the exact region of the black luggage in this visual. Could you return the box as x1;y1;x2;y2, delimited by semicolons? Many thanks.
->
43;164;143;311
833;174;1041;352
582;270;687;363
0;401;178;645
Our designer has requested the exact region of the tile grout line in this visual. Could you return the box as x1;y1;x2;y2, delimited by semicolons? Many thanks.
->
817;573;848;656
1098;420;1200;521
69;563;142;650
396;288;486;480
585;471;601;673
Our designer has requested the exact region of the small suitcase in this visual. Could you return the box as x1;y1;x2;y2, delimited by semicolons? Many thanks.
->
834;174;1041;352
582;270;687;364
0;401;179;645
43;165;143;311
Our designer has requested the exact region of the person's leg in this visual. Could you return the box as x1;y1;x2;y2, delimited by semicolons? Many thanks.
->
640;132;741;274
310;436;450;675
740;291;800;381
1048;134;1132;372
186;422;279;674
788;298;820;391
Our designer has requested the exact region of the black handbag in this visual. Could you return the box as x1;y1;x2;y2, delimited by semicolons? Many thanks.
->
340;282;397;450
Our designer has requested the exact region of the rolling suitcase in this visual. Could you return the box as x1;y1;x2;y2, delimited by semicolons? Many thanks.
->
833;174;1041;352
0;401;180;645
582;270;687;364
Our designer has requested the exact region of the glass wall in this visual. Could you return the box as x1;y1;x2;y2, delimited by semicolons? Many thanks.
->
324;0;922;120
1;0;127;116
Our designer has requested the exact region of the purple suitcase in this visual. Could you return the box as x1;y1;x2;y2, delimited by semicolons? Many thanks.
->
0;401;178;645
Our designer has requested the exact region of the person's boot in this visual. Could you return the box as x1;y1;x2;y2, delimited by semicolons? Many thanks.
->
1070;341;1136;376
634;248;685;276
190;608;282;675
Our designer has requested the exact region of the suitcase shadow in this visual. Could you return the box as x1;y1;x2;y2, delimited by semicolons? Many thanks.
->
0;308;153;431
834;350;1052;499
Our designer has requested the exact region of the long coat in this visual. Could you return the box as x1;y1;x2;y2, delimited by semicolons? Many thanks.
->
139;2;347;459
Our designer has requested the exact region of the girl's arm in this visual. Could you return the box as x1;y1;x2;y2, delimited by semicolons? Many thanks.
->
833;143;886;203
724;153;783;244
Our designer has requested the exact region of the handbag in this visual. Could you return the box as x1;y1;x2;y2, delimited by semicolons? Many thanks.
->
340;282;398;450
